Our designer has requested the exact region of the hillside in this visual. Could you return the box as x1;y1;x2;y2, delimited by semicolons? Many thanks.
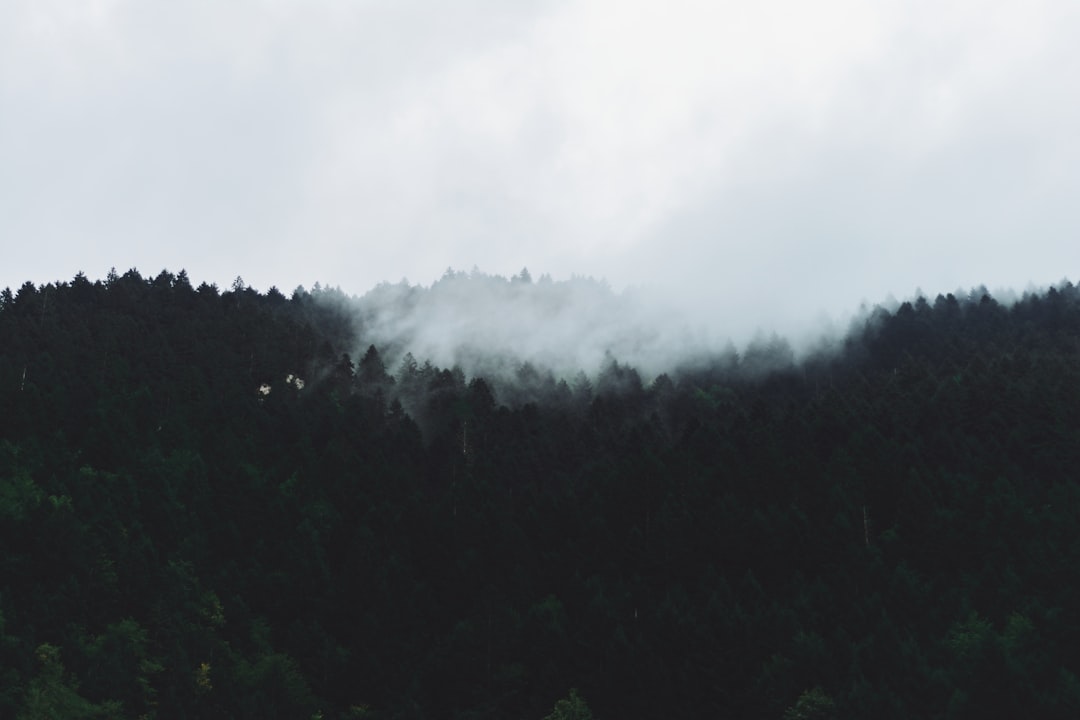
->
2;270;1080;718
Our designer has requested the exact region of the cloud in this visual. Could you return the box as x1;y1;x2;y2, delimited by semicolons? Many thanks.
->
349;270;720;383
2;0;1079;345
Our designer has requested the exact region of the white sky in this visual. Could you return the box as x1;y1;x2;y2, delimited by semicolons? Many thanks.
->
3;0;1079;342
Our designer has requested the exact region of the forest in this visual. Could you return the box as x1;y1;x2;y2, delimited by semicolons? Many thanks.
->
2;268;1080;719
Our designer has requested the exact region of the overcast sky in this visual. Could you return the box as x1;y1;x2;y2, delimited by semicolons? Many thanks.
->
3;0;1079;342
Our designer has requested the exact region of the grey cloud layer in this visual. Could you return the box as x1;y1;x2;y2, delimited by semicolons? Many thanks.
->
3;0;1079;342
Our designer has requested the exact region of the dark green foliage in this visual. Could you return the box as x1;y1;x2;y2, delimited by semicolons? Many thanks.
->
3;272;1080;718
784;687;836;720
542;688;593;720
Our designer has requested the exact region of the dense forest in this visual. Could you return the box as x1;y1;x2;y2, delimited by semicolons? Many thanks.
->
3;268;1080;719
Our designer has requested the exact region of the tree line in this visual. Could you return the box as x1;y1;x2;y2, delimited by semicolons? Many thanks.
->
2;268;1080;718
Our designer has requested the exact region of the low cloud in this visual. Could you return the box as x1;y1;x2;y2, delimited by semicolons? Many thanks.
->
346;269;722;384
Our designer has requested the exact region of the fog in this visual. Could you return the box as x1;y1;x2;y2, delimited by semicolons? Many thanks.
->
4;1;1079;343
322;266;1065;402
340;268;833;387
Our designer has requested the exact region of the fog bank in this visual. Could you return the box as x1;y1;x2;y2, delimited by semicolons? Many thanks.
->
346;269;725;382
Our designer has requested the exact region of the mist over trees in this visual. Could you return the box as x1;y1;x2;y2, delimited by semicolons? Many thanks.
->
347;268;722;386
3;268;1080;718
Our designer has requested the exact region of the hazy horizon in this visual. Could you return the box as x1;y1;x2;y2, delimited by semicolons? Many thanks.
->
5;0;1079;347
8;264;1059;392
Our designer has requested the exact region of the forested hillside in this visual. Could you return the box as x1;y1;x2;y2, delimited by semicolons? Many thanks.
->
3;269;1080;719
